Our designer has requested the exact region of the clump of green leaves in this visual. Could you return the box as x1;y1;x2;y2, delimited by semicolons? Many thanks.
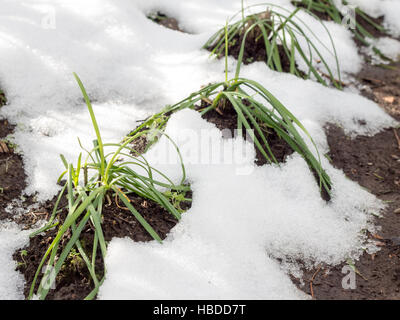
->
17;250;28;268
204;3;342;89
28;73;189;300
65;248;85;272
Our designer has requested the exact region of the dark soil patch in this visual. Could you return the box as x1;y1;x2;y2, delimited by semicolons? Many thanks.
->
130;134;148;155
0;152;26;220
291;126;400;299
207;27;300;74
356;61;400;121
0;118;13;139
229;35;293;72
0;119;48;228
147;11;186;33
128;120;154;156
14;191;191;300
0;89;6;107
0;119;27;221
292;1;332;21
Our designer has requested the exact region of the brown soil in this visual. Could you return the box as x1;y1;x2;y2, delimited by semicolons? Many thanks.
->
0;118;44;228
147;12;186;33
207;27;299;75
130;134;149;155
0;119;27;221
14;191;191;300
128;119;159;156
0;89;6;107
0;118;13;139
357;61;400;121
228;34;294;72
292;1;332;21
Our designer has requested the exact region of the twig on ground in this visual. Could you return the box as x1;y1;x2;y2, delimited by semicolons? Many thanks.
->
310;265;322;299
393;128;400;151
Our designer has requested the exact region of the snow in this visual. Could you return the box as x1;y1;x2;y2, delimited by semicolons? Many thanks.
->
380;1;400;37
372;37;400;62
0;222;30;300
0;0;399;299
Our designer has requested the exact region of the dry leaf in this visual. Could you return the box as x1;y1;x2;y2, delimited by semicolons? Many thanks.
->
0;141;9;153
383;96;395;104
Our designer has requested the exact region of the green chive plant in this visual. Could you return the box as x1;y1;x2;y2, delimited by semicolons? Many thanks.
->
27;73;190;300
132;77;331;197
204;3;343;89
292;0;389;58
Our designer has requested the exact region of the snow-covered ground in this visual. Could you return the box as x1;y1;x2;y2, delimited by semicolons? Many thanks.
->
0;223;30;300
0;0;399;299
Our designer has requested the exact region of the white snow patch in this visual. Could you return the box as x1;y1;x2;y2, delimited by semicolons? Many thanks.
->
0;222;30;300
372;37;400;62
